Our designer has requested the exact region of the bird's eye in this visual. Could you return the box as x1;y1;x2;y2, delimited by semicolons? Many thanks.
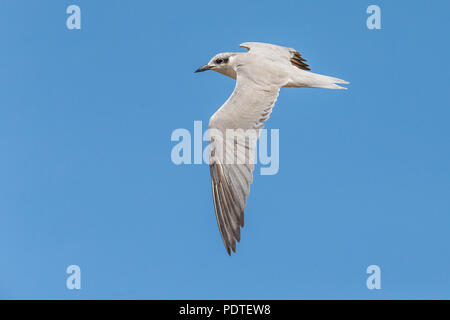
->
215;58;223;64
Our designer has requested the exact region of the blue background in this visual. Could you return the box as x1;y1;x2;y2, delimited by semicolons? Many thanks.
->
1;0;449;299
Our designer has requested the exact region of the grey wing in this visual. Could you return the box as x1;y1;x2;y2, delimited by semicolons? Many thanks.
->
240;41;348;89
240;41;311;71
208;66;281;255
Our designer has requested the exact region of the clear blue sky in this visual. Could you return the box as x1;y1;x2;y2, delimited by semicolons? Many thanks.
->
1;0;450;299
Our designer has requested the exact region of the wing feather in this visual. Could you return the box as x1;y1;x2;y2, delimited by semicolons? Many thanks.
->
240;41;311;71
209;63;281;255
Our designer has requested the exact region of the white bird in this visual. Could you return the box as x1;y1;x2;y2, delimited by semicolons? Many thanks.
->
195;42;349;255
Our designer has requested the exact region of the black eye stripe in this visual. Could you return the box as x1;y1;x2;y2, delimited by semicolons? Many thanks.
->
215;58;229;64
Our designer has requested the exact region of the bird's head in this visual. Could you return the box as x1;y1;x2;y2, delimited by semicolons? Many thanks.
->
195;53;237;79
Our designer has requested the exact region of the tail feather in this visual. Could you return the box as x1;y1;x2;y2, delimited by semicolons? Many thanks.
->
286;70;349;90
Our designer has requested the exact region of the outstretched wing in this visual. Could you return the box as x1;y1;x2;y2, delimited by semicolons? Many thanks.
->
208;63;281;255
240;41;311;71
240;42;349;89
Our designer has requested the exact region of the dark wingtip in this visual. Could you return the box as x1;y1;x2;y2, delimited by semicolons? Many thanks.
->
291;51;311;71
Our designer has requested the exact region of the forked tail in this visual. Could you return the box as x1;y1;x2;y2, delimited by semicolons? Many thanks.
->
286;70;350;89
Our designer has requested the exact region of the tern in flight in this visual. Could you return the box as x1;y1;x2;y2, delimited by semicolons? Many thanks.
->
195;42;349;255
